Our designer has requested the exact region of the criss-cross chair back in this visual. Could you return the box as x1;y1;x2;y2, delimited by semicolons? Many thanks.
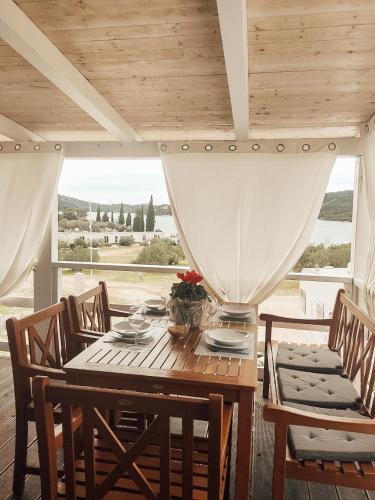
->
33;377;230;500
331;292;375;416
6;302;69;495
7;302;68;404
70;281;111;334
66;281;130;359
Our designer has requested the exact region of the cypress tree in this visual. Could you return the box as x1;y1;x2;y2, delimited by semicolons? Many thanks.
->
126;212;131;227
140;205;145;231
132;208;141;232
146;195;155;232
111;211;114;223
102;212;109;222
96;204;101;222
118;202;125;225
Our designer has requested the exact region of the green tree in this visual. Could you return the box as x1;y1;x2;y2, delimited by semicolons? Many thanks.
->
146;195;155;231
111;211;114;223
102;212;109;222
126;212;132;227
96;204;101;222
133;238;185;265
118;202;125;225
132;208;142;231
140;205;145;232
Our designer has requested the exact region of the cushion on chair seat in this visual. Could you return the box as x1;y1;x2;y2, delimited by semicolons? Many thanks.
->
278;368;361;409
276;343;343;374
284;402;375;462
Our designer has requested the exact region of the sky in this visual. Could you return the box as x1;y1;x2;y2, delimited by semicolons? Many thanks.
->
58;156;356;205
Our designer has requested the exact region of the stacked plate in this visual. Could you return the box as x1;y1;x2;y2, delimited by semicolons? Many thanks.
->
218;304;252;322
111;320;154;342
144;298;167;315
204;328;249;352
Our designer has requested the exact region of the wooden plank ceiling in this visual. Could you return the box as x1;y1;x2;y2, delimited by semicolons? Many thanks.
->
0;0;374;141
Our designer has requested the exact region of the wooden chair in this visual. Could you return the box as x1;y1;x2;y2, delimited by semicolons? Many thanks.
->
33;376;233;500
262;290;375;498
65;281;147;430
64;280;129;359
6;302;70;495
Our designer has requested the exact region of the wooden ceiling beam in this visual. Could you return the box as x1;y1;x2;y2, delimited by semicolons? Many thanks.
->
0;0;140;142
0;113;45;141
216;0;249;140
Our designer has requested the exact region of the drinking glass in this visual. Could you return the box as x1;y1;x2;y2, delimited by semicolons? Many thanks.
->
128;306;146;345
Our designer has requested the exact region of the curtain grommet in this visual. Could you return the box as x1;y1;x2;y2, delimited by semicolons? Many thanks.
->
302;143;310;151
0;145;3;151
205;144;213;151
15;144;21;150
328;142;336;151
160;144;167;152
34;144;41;151
181;144;189;151
55;144;62;151
276;144;285;152
252;143;260;151
228;144;236;151
365;124;370;133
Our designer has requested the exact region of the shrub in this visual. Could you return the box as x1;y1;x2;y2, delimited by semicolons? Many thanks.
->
58;246;99;263
133;238;185;266
119;236;134;247
293;243;351;272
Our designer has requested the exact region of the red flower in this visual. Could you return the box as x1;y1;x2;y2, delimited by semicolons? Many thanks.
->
176;270;203;285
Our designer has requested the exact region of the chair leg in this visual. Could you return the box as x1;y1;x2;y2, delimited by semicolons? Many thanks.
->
13;406;29;495
272;424;287;500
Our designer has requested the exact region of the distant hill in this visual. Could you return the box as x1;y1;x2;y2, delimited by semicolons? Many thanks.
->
59;190;353;222
58;194;172;216
318;190;353;222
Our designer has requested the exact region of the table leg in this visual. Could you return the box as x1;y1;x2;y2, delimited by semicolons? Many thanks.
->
235;391;254;499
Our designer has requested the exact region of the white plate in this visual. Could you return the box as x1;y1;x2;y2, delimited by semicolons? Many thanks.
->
208;328;249;346
219;304;251;316
144;299;166;311
112;320;152;336
204;334;248;352
109;329;154;341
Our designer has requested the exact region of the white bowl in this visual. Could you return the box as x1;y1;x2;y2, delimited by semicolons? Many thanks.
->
144;299;166;310
219;304;251;316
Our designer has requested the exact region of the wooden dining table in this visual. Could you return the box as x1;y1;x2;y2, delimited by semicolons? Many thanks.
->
63;317;258;499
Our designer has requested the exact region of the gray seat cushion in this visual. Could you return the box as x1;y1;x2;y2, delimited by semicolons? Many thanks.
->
284;402;375;462
276;343;343;374
278;368;361;409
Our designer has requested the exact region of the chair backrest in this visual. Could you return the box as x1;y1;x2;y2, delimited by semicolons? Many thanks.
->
68;281;111;334
33;377;224;500
331;290;375;416
6;302;69;404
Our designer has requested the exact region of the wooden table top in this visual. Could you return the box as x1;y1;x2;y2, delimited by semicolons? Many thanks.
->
64;318;258;394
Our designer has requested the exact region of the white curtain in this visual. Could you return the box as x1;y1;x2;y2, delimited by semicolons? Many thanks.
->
162;148;336;304
0;152;63;297
361;124;375;316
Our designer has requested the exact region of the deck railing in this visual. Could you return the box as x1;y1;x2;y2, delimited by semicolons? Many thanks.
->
0;260;353;351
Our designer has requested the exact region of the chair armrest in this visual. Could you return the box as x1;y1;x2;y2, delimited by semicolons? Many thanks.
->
259;313;332;327
264;403;375;434
109;308;130;317
71;332;101;344
21;364;66;380
80;328;103;337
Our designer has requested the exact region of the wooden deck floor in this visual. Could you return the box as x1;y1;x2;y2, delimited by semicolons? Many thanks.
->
0;354;372;500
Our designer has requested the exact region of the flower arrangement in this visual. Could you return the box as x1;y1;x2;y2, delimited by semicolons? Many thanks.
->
170;270;210;301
